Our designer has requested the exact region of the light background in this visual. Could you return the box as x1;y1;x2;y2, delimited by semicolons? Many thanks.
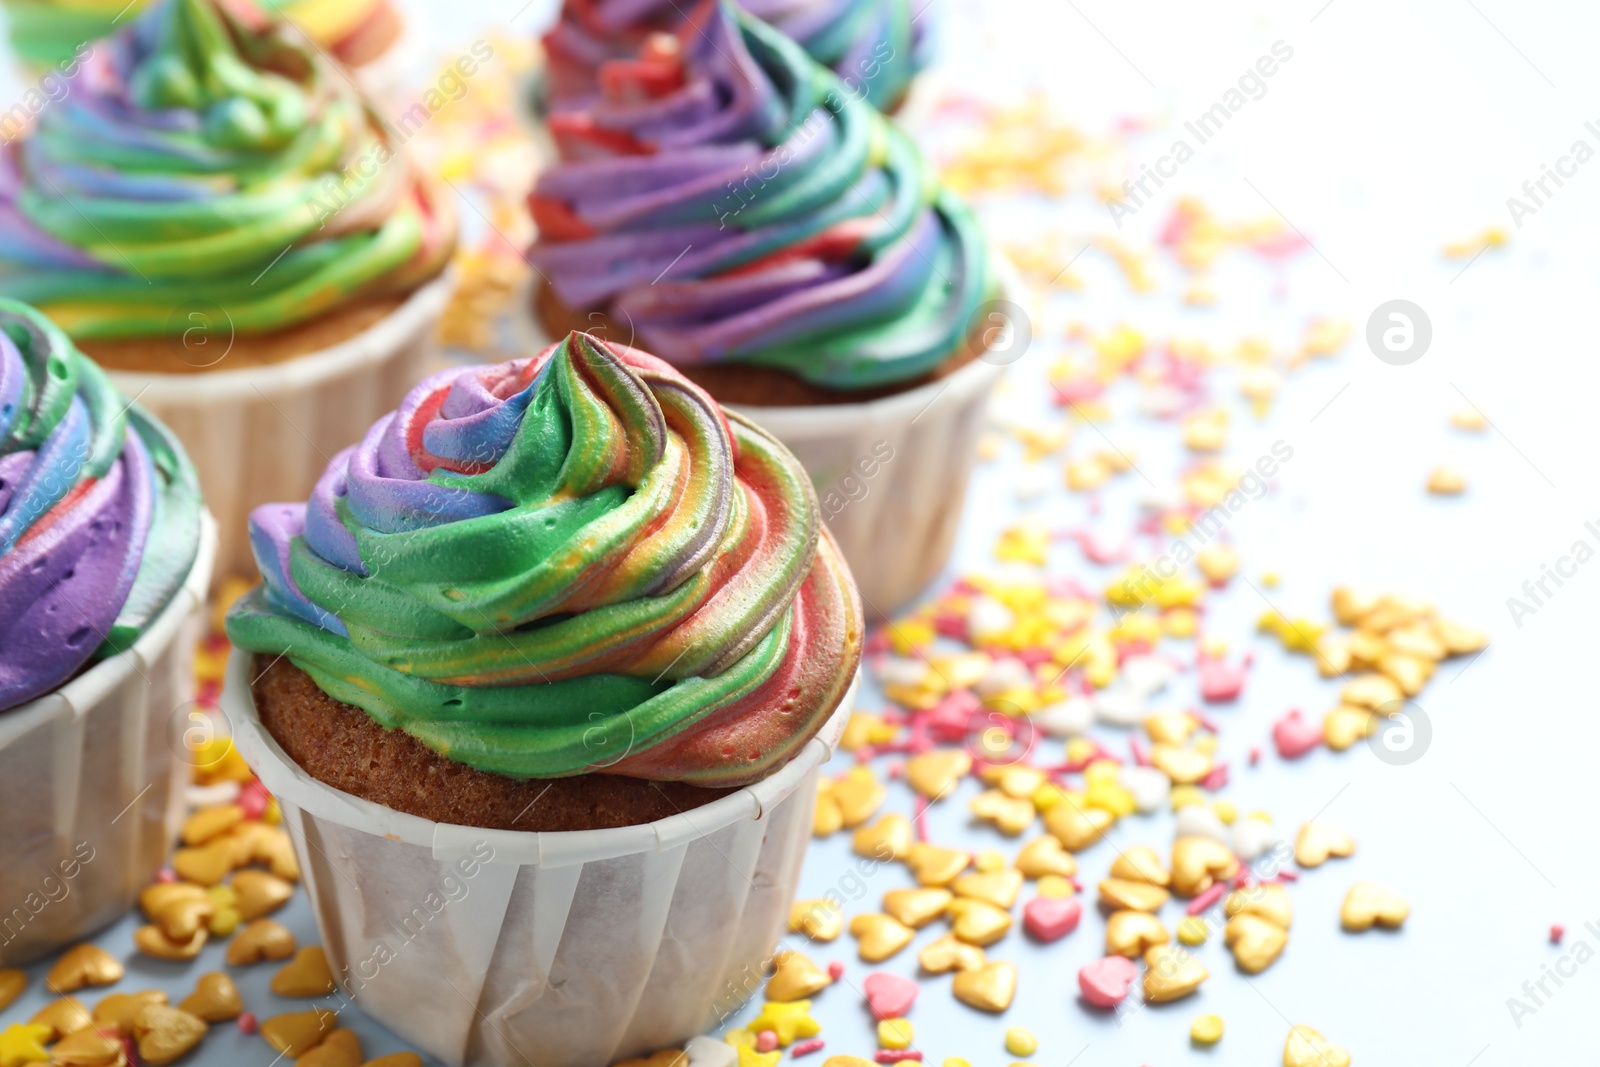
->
1;0;1596;1062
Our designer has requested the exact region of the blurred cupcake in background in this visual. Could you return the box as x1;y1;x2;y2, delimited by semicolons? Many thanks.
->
0;299;213;964
0;0;457;583
1;0;414;96
528;0;1012;613
224;330;860;1065
544;0;927;113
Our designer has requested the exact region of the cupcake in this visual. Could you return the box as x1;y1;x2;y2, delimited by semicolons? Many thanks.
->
544;0;928;113
528;0;1008;612
223;331;860;1065
2;0;410;86
0;299;213;964
0;0;457;582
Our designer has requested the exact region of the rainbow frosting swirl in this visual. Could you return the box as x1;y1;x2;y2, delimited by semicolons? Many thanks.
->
226;332;862;786
0;300;202;712
1;0;394;69
0;0;453;342
545;0;927;113
530;1;993;392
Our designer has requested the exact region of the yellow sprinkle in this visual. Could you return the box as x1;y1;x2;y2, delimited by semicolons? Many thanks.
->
975;850;1007;873
1214;800;1237;825
1004;1028;1038;1057
942;1060;972;1067
1261;572;1280;588
1036;875;1074;899
724;1030;756;1048
878;1019;914;1050
1190;1013;1224;1044
1177;916;1211;945
1169;785;1206;810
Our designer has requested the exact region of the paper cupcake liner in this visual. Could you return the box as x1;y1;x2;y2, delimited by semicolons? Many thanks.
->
223;649;855;1067
727;352;1006;617
107;270;456;587
0;513;216;966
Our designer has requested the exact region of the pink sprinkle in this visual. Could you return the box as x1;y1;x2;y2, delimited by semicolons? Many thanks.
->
155;867;177;884
238;779;270;820
791;1040;825;1058
932;612;967;639
1276;869;1299;883
1249;746;1261;766
865;631;891;655
1201;763;1229;791
1271;708;1323;760
886;761;904;780
827;961;846;980
1233;871;1253;889
237;1013;257;1035
1197;654;1247;702
756;1031;779;1053
912;795;930;843
1186;882;1226;916
1188;710;1220;733
1551;924;1565;944
1129;738;1150;767
875;1052;922;1063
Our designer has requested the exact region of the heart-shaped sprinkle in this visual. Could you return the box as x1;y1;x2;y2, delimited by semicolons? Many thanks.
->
862;972;918;1021
1109;845;1171;886
133;1005;208;1066
30;997;93;1040
1117;765;1170;813
172;841;234;887
1224;913;1289;973
134;924;207;961
948;899;1012;946
830;767;886;828
48;1028;124;1067
788;899;843;941
1098;878;1170;913
852;815;913;861
1174;805;1229;843
227;823;301;881
294;1027;363;1067
1043;801;1114;852
905;750;972;799
45;945;124;995
917;933;986;974
271;946;335;998
1151;744;1213;785
882;888;952;929
906;844;970;887
1077;955;1138;1008
179;972;242;1023
259;1010;339;1056
226;919;297;966
1092;690;1148;727
232;870;295;920
1341;881;1409;931
181;805;243;848
814;787;843;836
0;971;23;1014
1143;712;1195;745
1294;822;1355;868
1022;896;1081;942
1283;1024;1351;1067
1225;883;1293;929
1105;910;1170;958
1341;673;1401;709
1272;710;1323;759
1198;656;1246;702
1323;706;1376;751
848;914;915;963
1033;697;1093;738
1142;944;1208;1002
952;962;1017;1012
681;1036;733;1067
362;1056;426;1067
953;870;1023;909
971;790;1035;836
1171;836;1239;897
1231;816;1279;861
766;951;831;1002
92;990;168;1036
1014;836;1077;879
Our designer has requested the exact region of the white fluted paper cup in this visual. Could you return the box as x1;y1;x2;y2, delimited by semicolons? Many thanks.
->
106;270;455;588
223;648;856;1067
727;352;1007;617
0;513;215;966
